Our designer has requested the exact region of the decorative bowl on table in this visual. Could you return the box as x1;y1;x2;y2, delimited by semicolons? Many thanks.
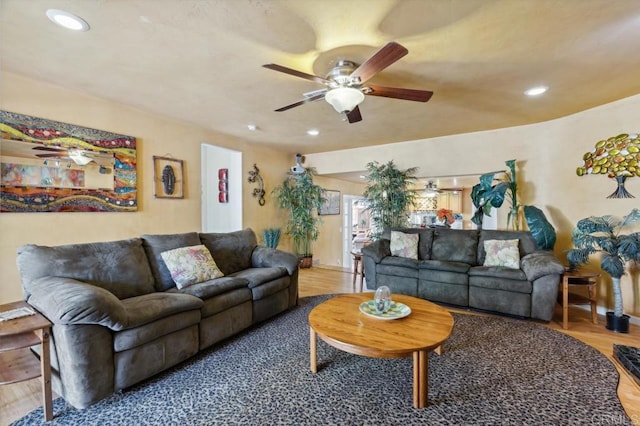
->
359;300;412;320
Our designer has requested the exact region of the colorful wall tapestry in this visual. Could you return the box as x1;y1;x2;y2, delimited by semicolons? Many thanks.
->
0;110;137;212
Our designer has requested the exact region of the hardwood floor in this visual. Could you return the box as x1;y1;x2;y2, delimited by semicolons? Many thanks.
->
2;267;639;425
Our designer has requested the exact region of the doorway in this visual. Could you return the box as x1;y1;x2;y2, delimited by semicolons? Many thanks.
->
201;144;242;232
342;195;371;272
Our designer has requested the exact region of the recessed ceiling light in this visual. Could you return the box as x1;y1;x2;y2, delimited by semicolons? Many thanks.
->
307;129;319;136
524;86;548;96
46;9;90;32
247;124;257;131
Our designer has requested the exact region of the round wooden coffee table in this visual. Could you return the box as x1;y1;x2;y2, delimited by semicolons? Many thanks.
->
308;293;454;408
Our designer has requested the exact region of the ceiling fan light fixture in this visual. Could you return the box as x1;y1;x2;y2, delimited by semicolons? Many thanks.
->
325;87;364;114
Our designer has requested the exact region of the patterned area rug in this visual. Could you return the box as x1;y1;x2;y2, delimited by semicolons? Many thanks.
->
14;295;630;425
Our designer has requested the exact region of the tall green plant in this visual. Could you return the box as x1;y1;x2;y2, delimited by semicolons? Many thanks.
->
566;208;640;318
363;161;417;239
272;168;325;257
470;159;556;250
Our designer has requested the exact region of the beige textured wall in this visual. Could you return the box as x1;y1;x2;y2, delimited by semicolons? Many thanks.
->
0;72;291;304
307;94;640;318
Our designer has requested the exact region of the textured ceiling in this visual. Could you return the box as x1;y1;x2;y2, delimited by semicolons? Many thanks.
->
1;0;640;156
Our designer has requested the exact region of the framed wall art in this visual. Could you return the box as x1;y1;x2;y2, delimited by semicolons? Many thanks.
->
153;156;184;199
319;190;340;215
0;110;137;213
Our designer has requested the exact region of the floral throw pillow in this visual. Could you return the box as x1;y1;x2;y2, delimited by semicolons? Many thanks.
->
483;239;520;269
160;244;224;289
390;231;419;260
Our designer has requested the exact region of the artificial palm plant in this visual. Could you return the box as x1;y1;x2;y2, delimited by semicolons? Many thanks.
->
471;159;557;250
566;208;640;332
272;168;325;266
363;160;417;239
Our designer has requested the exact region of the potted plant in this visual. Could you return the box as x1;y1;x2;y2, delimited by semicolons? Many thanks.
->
436;208;455;227
566;208;640;333
262;228;281;249
471;159;557;250
272;168;325;268
363;160;417;239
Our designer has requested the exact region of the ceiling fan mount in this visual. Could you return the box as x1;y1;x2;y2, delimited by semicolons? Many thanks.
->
263;42;433;124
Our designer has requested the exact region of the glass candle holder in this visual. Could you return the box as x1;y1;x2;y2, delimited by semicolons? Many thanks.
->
374;286;392;313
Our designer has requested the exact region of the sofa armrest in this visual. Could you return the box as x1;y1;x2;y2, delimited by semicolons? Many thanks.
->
26;277;128;331
361;239;390;263
251;246;299;275
520;251;565;282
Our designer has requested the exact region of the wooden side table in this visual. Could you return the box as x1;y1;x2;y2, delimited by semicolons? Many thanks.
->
560;270;599;330
0;301;53;421
351;251;364;292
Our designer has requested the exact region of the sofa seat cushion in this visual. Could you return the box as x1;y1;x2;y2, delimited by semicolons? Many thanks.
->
167;277;249;300
121;292;203;329
469;266;527;281
250;276;290;301
230;267;287;289
200;288;252;317
381;256;419;269
418;260;470;274
141;232;202;291
469;274;532;294
114;310;201;352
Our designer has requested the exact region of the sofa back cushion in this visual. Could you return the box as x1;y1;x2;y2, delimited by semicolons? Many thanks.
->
141;232;202;291
199;228;258;275
431;229;479;265
17;238;155;300
383;228;434;260
477;230;538;265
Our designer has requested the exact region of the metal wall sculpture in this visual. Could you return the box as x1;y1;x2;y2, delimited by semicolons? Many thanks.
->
576;132;639;198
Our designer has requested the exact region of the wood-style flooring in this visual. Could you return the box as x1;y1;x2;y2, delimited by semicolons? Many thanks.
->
1;267;639;425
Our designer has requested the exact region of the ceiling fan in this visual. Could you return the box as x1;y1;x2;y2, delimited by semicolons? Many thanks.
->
32;145;105;166
424;181;441;198
263;41;433;124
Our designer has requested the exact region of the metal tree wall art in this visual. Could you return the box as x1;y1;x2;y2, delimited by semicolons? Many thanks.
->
576;133;639;198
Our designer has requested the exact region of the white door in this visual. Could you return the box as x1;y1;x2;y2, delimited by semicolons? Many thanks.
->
201;144;242;232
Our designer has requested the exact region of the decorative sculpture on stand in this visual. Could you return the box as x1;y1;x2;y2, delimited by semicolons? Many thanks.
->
247;163;265;206
576;133;639;198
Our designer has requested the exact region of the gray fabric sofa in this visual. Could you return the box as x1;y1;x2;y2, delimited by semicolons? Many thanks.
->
362;228;564;321
16;228;298;409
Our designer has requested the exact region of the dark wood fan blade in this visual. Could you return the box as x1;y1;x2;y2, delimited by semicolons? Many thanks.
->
346;106;362;123
35;153;67;158
274;93;326;112
350;42;408;84
32;146;64;152
366;84;433;102
263;64;330;85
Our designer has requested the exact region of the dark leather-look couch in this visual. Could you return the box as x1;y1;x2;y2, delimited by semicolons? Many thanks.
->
362;228;564;321
16;228;298;409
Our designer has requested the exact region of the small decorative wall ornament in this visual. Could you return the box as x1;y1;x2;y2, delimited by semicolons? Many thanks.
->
576;132;639;198
218;168;228;203
153;156;184;198
247;163;265;206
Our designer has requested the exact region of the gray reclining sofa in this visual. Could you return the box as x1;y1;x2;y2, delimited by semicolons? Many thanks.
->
362;228;564;321
17;228;298;408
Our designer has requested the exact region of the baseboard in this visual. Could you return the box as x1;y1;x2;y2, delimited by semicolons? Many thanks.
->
574;304;640;325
